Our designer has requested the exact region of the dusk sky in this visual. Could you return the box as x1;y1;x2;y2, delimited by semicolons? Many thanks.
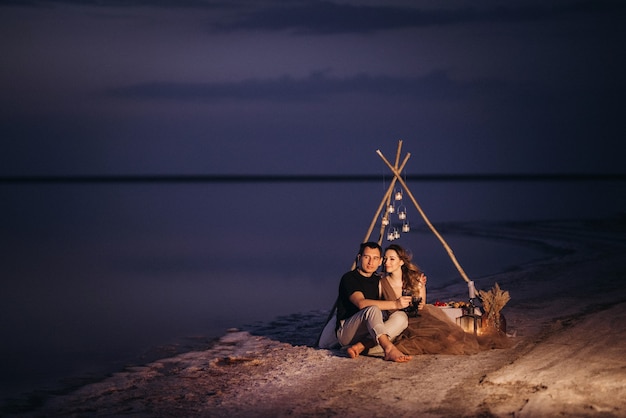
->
2;0;625;177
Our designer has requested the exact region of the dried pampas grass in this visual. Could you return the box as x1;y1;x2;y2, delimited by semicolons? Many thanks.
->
478;283;510;333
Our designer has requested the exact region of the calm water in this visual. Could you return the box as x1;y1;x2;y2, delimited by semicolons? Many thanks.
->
1;179;624;403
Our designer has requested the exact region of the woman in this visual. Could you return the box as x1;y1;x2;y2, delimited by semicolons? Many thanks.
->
382;244;427;315
381;244;510;355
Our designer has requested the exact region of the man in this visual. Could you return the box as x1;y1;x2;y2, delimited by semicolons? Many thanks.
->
335;242;412;362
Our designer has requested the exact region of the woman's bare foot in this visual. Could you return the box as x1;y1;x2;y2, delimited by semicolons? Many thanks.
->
383;345;412;363
347;342;366;359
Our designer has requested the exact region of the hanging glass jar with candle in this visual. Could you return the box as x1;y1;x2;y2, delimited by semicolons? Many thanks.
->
394;188;403;201
397;205;407;220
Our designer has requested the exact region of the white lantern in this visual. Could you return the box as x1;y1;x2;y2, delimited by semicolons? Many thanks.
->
456;312;482;334
402;222;410;233
394;188;403;201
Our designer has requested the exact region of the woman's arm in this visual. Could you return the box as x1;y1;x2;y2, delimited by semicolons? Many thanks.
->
417;273;427;310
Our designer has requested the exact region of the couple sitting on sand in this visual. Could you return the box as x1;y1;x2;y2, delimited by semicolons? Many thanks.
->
333;241;427;363
319;241;511;360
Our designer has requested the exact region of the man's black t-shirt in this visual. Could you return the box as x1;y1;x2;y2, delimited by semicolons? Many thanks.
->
336;269;380;330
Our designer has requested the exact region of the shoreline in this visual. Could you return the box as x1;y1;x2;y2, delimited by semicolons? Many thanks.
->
3;216;626;417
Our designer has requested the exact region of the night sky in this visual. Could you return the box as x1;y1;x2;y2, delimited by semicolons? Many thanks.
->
1;0;625;178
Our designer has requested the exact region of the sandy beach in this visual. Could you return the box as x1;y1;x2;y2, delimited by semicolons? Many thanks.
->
5;217;626;417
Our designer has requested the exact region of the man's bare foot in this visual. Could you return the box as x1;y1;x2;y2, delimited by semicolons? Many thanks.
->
347;342;366;359
383;345;412;363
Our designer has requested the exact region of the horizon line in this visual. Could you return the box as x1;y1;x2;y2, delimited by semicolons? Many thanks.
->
1;173;625;184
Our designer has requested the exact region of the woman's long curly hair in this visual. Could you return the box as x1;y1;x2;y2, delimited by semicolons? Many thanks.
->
384;244;423;295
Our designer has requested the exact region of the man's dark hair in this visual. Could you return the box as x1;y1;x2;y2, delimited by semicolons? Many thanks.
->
358;241;382;256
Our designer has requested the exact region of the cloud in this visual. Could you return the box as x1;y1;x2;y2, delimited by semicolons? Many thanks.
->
110;70;499;102
4;0;624;34
0;0;225;8
110;69;620;111
214;0;625;34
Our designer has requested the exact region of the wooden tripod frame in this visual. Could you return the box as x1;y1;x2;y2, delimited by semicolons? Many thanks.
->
360;140;471;284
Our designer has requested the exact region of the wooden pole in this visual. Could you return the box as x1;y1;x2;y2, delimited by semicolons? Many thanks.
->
362;179;394;245
376;149;471;283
